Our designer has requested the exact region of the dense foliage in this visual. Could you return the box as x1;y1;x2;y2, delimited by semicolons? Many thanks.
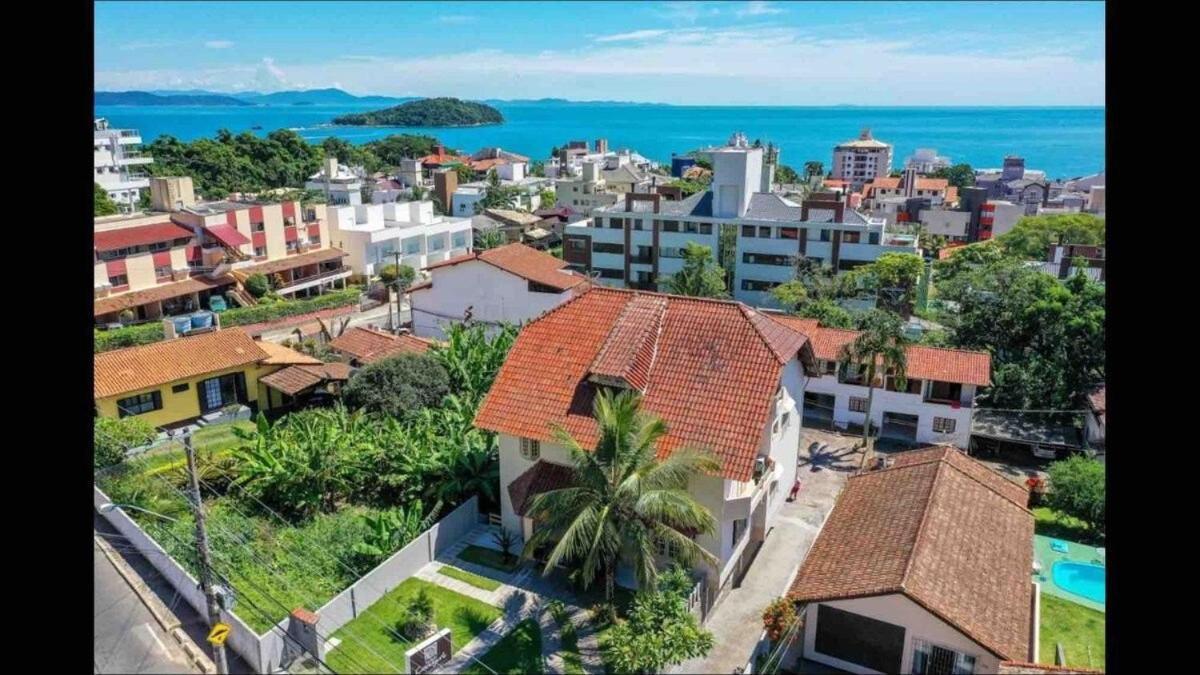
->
332;97;503;127
95;183;119;216
94;417;158;469
762;597;798;643
362;134;444;166
342;353;452;420
605;586;715;673
147;129;322;197
664;178;709;196
429;322;519;405
94;323;166;353
665;242;728;298
1046;456;1105;537
775;164;800;184
377;263;415;287
995;213;1106;260
929;163;976;188
244;273;270;298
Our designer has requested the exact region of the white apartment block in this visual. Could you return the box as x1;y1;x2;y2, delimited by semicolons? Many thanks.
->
94;118;153;212
452;168;553;217
324;201;473;278
555;161;621;212
903;148;952;174
306;157;365;206
831;128;893;192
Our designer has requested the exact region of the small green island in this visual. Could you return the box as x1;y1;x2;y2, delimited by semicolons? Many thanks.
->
332;97;503;127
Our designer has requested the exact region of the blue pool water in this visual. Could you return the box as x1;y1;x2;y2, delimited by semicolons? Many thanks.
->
1052;561;1105;605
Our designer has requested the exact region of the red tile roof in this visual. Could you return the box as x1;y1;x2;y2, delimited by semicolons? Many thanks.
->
769;315;991;386
94;222;195;252
788;446;1034;661
507;461;577;516
866;176;951;195
205;224;251;248
259;362;353;396
94;328;267;399
329;327;435;364
475;287;816;481
424;243;588;292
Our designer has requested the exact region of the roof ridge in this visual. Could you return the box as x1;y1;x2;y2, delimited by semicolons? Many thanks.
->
94;326;254;358
938;453;1031;512
741;305;803;365
897;455;945;594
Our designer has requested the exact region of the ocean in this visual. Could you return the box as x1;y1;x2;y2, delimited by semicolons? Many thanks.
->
93;102;1105;179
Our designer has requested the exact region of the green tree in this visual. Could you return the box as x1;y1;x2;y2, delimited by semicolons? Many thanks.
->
530;160;546;177
377;263;415;288
137;189;153;212
839;310;908;464
1046;455;1105;537
94;417;158;469
454;163;476;184
524;389;719;600
475;168;522;212
537;188;557;207
474;229;506;250
605;590;715;673
429;322;518;404
930;163;976;188
244;273;270;298
363;134;442;165
94;183;119;216
996;213;1106;260
665;178;709;197
665;242;727;298
803;161;824;179
775;164;800;184
342;353;451;419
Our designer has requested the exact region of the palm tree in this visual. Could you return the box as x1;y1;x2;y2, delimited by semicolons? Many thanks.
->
524;389;719;600
839;310;908;469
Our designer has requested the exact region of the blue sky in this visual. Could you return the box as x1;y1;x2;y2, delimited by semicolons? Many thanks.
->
94;1;1105;105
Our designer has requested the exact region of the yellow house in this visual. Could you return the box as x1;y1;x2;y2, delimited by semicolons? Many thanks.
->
94;327;329;428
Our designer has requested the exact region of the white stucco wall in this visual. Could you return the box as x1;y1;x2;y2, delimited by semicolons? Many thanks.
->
804;373;975;449
409;259;573;339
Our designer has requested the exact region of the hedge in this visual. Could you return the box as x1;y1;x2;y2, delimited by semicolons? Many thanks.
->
94;286;362;353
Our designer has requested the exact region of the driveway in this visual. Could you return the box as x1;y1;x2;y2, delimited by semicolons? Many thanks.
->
671;428;858;674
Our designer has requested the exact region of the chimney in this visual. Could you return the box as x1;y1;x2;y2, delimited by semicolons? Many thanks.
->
150;177;196;212
903;167;918;198
324;156;338;179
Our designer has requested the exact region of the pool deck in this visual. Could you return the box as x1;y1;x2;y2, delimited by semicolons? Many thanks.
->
1033;534;1105;613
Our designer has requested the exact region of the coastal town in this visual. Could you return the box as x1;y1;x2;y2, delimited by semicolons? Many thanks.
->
93;4;1106;675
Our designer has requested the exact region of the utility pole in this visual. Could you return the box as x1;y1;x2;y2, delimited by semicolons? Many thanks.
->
392;250;404;335
184;433;230;675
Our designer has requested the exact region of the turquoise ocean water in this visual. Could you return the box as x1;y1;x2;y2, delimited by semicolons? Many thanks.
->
94;102;1104;179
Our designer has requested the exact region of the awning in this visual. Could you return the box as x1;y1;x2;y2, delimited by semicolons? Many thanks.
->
105;260;127;276
284;227;299;242
152;251;173;266
205;224;252;248
94;222;194;252
237;248;347;276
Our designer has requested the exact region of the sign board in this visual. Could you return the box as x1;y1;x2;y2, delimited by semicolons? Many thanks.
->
404;627;452;674
207;622;231;647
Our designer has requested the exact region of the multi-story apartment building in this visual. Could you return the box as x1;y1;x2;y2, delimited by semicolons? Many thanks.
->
864;168;954;211
305;158;365;206
771;315;991;450
555;161;621;212
325;201;474;278
452;162;553;216
831;128;893;191
562;133;919;308
94;177;348;325
903;147;952;174
94;118;153;212
974;156;1050;215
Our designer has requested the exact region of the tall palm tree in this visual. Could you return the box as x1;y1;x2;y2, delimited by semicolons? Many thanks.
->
839;310;908;470
523;389;719;600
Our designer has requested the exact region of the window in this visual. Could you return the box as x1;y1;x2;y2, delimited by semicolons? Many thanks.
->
822;360;837;376
740;279;778;291
932;417;957;434
741;225;756;238
759;226;772;238
869;232;880;245
698;223;713;235
593;242;624;254
927;381;963;403
780;227;798;240
819;229;830;242
743;253;793;267
781;412;791;429
254;246;267;257
608;218;624;229
660;247;683;259
596;267;624;279
732;518;747;548
661;220;679;232
252;221;266;233
108;274;128;287
568;239;586;251
772;418;781;436
309;234;321;245
171;383;190;393
683;221;699;234
286;240;301;253
520;438;540;460
197;372;246;413
814;605;905;674
155;265;172;278
849;396;869;413
911;639;976;675
117;391;162;417
843;231;861;244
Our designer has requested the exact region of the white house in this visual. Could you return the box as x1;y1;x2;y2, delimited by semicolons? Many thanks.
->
306;158;365;206
408;243;590;339
324;201;473;278
94;118;153;211
770;315;991;450
475;287;819;602
788;446;1036;675
452;172;553;217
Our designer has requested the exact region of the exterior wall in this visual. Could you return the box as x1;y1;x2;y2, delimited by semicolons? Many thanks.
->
325;204;472;276
918;209;971;239
262;204;287;260
802;595;1003;674
1085;412;1104;446
409;259;573;339
95;362;272;428
125;252;159;291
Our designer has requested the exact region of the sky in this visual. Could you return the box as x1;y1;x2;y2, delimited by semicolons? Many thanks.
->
94;1;1105;106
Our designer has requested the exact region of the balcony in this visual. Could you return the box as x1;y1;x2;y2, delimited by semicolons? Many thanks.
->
274;265;352;295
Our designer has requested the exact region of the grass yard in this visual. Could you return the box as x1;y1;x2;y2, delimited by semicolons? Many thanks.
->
1040;594;1105;671
464;618;544;675
438;565;503;591
326;578;502;674
1033;507;1099;544
458;544;522;573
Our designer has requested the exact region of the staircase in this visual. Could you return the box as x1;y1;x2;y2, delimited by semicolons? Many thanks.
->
226;287;258;307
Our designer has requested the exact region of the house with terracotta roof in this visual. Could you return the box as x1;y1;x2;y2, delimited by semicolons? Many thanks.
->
93;326;325;427
788;446;1037;674
770;315;990;449
328;326;437;366
409;243;590;339
475;286;819;599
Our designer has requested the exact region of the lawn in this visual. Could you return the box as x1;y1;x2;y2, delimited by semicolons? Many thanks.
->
1033;507;1099;544
439;565;503;591
458;544;521;573
1040;594;1105;670
326;578;502;674
464;618;544;675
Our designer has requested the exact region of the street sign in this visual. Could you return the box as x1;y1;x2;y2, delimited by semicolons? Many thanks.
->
405;627;452;674
207;622;231;647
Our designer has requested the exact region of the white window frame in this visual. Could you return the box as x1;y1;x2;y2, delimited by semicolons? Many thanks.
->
932;417;957;434
520;437;540;461
849;396;869;413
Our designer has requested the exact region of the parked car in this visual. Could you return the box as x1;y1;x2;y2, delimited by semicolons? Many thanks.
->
209;295;228;312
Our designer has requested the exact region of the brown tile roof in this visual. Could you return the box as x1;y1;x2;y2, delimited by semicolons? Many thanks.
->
94;329;267;399
482;209;543;227
769;315;991;386
788;446;1034;661
94;275;236;316
475;287;815;481
507;460;577;516
423;243;587;292
329;327;435;364
259;362;352;396
94;222;195;252
236;248;347;276
866;176;951;195
256;341;323;365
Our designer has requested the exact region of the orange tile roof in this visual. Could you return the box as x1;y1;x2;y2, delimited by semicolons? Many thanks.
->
507;460;577;516
256;340;323;365
329;327;435;364
865;176;951;198
769;315;990;386
788;446;1034;661
94;328;268;399
94;275;236;316
474;287;816;481
259;362;352;396
424;243;588;292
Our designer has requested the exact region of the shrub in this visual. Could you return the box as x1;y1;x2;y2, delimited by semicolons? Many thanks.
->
590;602;617;629
94;417;158;470
342;353;451;419
378;263;415;288
398;587;435;639
118;309;136;325
244;273;270;298
95;323;165;353
1045;455;1105;537
492;526;518;563
762;597;798;643
605;591;714;673
548;599;569;626
657;565;695;600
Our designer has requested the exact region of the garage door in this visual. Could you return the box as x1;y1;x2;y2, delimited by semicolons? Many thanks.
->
804;393;836;422
814;604;905;673
881;411;919;442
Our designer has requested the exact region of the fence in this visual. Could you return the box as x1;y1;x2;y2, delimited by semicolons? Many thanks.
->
95;484;479;673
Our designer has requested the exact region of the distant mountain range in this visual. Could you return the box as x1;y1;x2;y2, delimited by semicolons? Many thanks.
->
96;88;414;107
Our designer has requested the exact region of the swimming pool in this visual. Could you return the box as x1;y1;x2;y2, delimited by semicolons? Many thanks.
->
1052;561;1106;604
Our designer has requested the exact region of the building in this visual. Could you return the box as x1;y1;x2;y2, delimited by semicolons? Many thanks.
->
452;168;553;217
305;158;365;206
94;118;153;212
1040;243;1105;283
475;286;818;601
472;208;552;247
788;446;1036;674
974;157;1050;215
93;326;327;427
555;161;621;212
94;177;347;325
328;326;436;367
1084;384;1105;450
671;154;698;177
409;243;590;339
324;201;473;279
562;134;919;308
831;128;893;191
864;168;955;211
904;148;952;174
772;315;990;449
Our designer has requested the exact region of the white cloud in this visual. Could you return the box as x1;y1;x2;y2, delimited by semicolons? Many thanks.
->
204;40;234;49
737;1;784;18
594;29;669;43
254;57;289;91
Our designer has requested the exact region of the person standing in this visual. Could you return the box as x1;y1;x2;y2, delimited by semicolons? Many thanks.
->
787;479;802;502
